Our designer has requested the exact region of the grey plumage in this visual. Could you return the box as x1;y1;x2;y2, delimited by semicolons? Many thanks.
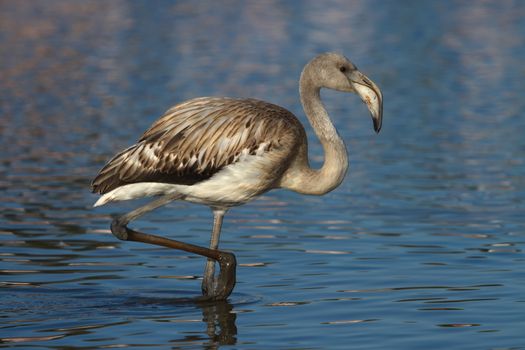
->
92;97;305;195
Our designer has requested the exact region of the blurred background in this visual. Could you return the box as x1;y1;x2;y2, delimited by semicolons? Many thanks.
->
1;1;524;349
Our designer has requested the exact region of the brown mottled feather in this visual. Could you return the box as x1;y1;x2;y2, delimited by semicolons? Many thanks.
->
91;97;305;194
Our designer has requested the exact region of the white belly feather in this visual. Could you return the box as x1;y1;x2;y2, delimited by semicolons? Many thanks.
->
93;152;278;208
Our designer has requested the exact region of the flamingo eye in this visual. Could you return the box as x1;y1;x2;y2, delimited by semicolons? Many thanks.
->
339;66;347;73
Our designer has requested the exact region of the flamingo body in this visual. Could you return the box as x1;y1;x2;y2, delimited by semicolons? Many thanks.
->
92;97;305;207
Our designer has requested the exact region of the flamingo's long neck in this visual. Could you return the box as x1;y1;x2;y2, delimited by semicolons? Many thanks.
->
281;69;349;195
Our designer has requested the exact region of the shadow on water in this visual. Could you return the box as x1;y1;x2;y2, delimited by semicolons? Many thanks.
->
0;286;253;347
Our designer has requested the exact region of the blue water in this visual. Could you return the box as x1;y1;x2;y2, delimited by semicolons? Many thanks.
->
1;1;524;349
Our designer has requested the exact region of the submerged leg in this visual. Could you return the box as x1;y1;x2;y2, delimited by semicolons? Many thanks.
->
110;195;236;301
202;209;227;297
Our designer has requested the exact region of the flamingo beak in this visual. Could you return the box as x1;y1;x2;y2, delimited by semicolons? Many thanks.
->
350;71;383;133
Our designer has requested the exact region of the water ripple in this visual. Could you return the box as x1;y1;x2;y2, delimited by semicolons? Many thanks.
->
1;0;524;349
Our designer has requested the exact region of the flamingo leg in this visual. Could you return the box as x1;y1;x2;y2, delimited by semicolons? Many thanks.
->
109;195;236;301
202;209;227;297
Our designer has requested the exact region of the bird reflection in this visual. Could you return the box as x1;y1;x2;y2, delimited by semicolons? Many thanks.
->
198;299;237;346
127;295;238;347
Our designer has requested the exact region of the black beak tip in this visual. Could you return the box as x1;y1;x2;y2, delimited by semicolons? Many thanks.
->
373;118;382;133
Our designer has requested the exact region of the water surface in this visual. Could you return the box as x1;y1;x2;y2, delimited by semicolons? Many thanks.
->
1;1;524;349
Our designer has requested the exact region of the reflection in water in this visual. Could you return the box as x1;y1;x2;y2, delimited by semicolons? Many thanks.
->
1;0;525;349
0;287;241;347
200;300;238;346
125;295;240;347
